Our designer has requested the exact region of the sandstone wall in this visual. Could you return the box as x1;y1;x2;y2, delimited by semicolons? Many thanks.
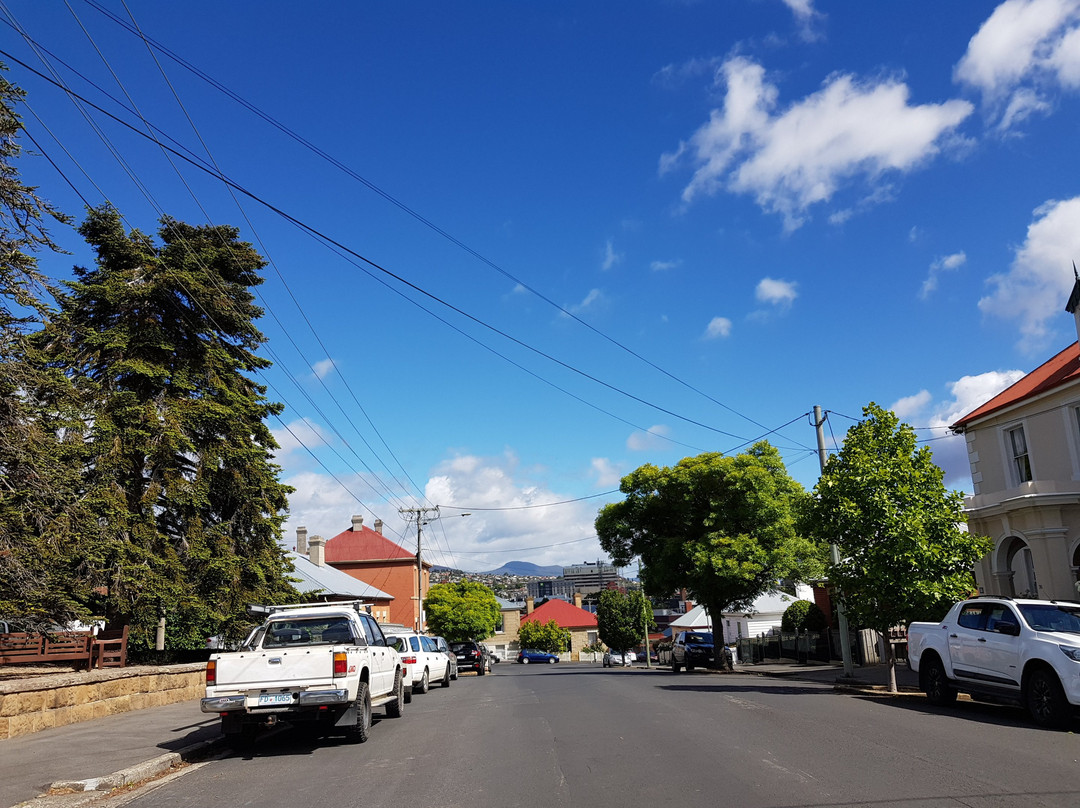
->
0;664;205;739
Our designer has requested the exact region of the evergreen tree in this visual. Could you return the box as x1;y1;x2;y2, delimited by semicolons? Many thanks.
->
0;66;94;629
43;205;298;648
596;588;650;655
424;581;500;642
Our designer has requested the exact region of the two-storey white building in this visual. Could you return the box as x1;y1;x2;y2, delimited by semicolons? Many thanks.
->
951;275;1080;600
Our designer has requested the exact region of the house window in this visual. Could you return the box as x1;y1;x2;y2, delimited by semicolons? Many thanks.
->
1007;425;1032;483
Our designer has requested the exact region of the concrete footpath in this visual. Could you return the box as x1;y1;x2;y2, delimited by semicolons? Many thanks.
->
0;661;920;808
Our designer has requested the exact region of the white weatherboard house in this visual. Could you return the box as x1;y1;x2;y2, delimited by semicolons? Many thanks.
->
669;585;815;645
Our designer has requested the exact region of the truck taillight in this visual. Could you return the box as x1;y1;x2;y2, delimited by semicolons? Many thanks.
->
334;652;348;676
206;660;216;686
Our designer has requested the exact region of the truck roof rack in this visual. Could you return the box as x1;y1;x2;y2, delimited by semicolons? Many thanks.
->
246;600;371;618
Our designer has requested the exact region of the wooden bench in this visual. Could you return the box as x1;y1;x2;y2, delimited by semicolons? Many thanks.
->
0;631;94;669
92;626;129;668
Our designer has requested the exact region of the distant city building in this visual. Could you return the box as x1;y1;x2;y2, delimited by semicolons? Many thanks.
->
562;561;617;593
526;578;576;600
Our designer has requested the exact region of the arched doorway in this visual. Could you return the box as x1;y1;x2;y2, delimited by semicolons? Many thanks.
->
997;536;1038;597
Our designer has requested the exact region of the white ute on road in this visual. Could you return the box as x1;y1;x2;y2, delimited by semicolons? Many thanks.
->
908;596;1080;728
201;601;405;748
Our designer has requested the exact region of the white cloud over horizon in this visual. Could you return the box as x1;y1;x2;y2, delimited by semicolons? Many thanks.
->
272;418;331;458
955;0;1080;131
662;56;973;229
979;195;1080;353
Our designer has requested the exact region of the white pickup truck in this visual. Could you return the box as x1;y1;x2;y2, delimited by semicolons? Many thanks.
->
201;601;405;748
907;596;1080;728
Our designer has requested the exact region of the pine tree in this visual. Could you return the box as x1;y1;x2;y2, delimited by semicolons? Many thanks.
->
0;65;94;629
44;205;299;648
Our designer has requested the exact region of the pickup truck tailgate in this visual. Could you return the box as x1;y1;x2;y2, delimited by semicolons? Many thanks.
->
213;650;334;690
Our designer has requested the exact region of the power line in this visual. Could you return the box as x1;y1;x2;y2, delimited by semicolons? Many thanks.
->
438;490;620;512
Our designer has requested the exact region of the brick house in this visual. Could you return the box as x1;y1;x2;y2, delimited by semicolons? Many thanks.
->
319;515;431;630
520;595;599;661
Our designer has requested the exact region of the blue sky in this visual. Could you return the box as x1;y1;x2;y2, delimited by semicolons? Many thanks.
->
6;1;1080;571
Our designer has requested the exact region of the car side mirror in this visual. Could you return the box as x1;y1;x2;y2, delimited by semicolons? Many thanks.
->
998;622;1020;636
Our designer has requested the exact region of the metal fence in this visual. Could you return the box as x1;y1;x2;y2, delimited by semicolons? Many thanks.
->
735;629;908;666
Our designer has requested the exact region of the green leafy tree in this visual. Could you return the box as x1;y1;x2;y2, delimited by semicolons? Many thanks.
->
780;599;827;633
424;581;499;641
41;205;299;648
804;402;992;691
0;66;99;630
596;443;824;669
518;618;570;654
597;588;651;655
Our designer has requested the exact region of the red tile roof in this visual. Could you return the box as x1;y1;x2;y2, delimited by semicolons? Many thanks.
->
952;342;1080;428
521;598;598;629
325;526;416;563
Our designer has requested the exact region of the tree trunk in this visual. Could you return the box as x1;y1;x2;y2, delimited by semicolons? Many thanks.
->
878;631;897;693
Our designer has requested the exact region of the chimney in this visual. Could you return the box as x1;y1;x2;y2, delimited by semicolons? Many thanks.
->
296;526;308;555
1067;263;1080;344
373;518;383;535
308;534;326;567
526;597;535;615
573;592;583;609
351;515;364;532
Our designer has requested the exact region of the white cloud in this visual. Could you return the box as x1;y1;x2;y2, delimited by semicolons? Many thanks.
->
591;457;623;487
704;316;733;339
979;195;1080;353
601;239;623;271
627;425;672;451
756;277;798;306
955;0;1080;130
890;370;1026;491
311;358;336;380
921;251;967;298
782;0;824;41
651;259;681;272
565;288;604;316
891;389;932;419
271;418;331;458
663;56;973;230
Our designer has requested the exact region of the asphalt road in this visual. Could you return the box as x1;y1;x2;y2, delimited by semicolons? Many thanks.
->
111;664;1079;808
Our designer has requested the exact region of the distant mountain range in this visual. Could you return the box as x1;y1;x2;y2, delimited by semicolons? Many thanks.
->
483;561;563;577
430;560;564;577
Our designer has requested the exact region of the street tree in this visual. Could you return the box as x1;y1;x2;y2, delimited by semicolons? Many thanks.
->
596;588;651;655
518;618;570;655
424;581;500;642
0;66;98;629
804;402;992;691
596;443;824;668
41;205;299;648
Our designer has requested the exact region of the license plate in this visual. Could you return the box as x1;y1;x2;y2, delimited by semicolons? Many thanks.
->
257;693;293;706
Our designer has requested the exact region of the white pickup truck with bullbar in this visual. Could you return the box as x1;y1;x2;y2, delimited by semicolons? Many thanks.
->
907;596;1080;728
201;601;405;748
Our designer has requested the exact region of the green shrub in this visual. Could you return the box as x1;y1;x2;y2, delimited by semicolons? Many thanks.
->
780;600;827;632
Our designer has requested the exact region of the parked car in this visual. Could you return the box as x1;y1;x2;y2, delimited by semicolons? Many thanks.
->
451;639;488;675
430;635;458;680
603;650;636;667
518;648;560;664
386;631;452;694
908;596;1080;728
481;643;499;663
670;631;714;672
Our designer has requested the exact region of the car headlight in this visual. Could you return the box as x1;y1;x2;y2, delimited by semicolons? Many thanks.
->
1059;644;1080;662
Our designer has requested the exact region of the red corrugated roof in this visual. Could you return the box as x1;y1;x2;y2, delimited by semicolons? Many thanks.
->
325;526;415;563
952;342;1080;428
521;598;598;629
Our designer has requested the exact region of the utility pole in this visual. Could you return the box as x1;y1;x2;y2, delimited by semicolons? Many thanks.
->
399;506;440;631
814;405;855;678
638;559;651;669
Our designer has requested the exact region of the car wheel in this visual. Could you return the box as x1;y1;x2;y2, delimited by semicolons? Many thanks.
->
451;667;458;681
521;657;530;664
416;669;429;694
441;665;451;687
1027;668;1070;728
921;655;957;706
386;669;405;718
349;682;372;743
547;656;556;664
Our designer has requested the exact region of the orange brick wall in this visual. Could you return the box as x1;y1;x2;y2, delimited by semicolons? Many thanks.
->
333;560;429;629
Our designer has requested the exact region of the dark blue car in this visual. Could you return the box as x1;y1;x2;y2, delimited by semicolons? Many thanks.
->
517;648;560;664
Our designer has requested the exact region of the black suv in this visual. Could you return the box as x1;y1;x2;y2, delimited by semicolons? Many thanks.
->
450;640;487;675
670;631;714;672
